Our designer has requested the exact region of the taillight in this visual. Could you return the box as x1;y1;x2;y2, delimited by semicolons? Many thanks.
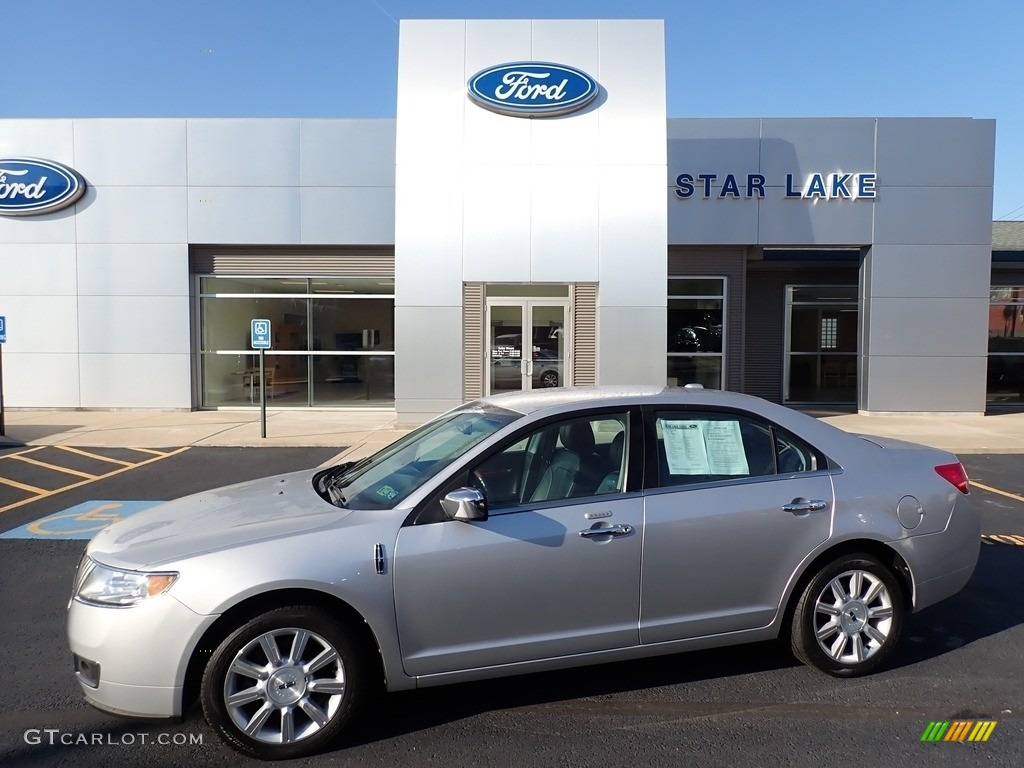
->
935;462;970;494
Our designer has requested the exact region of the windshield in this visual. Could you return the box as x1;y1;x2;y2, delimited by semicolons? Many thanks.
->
326;404;520;510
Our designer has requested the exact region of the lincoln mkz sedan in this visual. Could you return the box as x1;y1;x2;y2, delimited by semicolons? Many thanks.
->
68;385;980;759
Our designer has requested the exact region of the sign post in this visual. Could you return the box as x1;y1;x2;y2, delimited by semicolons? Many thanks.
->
0;315;6;436
250;319;272;438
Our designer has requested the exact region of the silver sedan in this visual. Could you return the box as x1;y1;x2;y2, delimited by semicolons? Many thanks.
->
67;385;980;759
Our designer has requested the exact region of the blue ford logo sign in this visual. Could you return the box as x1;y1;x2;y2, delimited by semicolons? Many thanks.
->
0;158;85;216
467;62;599;117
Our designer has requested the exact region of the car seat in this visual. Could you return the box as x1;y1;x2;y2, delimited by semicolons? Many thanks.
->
529;421;601;501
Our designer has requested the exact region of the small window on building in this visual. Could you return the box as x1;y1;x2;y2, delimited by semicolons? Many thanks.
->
988;285;1024;405
820;317;838;350
667;277;725;389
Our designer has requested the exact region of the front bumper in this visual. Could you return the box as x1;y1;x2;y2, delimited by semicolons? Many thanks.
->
67;593;216;718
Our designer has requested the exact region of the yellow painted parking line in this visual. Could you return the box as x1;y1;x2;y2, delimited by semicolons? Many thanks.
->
129;448;177;457
0;476;49;495
981;534;1024;546
0;447;190;515
9;454;97;479
55;445;135;467
0;446;46;461
972;481;1024;505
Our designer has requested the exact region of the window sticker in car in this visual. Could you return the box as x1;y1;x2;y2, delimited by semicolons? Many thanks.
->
375;485;399;501
660;419;750;476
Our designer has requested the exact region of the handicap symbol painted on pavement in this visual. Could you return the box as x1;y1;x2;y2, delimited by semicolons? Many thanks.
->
0;500;164;540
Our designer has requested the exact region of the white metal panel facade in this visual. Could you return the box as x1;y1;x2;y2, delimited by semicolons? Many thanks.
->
394;19;668;422
0;19;1000;416
0;118;397;409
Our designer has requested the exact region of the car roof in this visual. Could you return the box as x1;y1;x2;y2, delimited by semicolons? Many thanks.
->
470;385;868;457
476;385;779;416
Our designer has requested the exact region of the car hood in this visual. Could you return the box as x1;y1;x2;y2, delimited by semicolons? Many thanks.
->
87;469;350;569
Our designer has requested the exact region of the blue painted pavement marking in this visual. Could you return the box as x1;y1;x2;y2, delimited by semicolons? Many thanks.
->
0;500;164;540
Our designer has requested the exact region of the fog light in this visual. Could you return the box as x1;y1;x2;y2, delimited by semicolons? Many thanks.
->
74;655;100;688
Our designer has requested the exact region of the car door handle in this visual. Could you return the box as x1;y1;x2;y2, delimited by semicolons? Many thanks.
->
578;524;634;538
782;498;829;514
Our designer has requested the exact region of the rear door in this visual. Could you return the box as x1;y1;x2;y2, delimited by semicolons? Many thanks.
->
639;407;835;644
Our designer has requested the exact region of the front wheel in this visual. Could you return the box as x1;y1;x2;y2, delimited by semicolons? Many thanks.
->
200;606;365;760
790;554;905;677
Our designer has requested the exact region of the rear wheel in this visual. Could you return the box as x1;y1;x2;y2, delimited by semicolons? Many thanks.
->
200;606;365;760
791;554;905;677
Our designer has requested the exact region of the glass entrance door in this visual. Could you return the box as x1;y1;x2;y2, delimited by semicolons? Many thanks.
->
487;301;568;394
784;285;858;404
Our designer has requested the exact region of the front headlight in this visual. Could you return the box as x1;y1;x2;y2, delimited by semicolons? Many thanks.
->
74;558;178;608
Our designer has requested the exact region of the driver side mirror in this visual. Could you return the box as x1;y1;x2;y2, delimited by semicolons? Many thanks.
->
441;487;488;522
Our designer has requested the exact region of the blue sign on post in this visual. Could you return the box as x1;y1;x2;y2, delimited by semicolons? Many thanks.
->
250;319;271;349
250;319;272;438
0;316;6;344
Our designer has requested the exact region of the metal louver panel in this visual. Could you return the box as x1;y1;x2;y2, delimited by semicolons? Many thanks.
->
572;283;597;386
463;283;485;401
190;246;394;276
744;270;786;402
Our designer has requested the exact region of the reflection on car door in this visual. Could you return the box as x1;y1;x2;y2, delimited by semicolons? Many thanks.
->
639;409;834;644
393;413;642;677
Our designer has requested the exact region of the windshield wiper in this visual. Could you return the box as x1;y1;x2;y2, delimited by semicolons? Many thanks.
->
312;456;376;507
313;462;352;494
328;455;373;491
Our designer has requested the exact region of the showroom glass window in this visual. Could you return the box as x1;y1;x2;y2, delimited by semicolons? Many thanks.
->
198;277;395;407
784;286;858;405
988;286;1024;405
667;278;725;389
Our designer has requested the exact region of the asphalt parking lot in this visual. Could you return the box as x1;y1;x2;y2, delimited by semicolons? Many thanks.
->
0;446;341;532
0;447;1020;767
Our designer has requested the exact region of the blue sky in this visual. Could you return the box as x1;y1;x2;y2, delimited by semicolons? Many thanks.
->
3;0;1021;219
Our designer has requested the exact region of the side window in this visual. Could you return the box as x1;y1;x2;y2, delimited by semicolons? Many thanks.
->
654;411;824;487
654;411;775;487
471;413;628;510
774;429;820;474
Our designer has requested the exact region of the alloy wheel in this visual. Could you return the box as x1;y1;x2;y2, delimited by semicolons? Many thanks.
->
222;627;347;745
812;569;894;664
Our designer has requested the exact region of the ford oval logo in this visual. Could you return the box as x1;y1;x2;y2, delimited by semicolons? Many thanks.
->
0;158;85;216
467;62;599;118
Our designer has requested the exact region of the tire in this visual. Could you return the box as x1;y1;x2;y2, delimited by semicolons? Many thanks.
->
790;554;905;677
539;370;559;388
200;606;365;760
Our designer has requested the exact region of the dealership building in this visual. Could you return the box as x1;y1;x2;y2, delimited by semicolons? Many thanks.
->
0;19;1019;423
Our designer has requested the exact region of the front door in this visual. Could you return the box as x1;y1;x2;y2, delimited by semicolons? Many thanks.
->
393;410;641;677
488;300;568;394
